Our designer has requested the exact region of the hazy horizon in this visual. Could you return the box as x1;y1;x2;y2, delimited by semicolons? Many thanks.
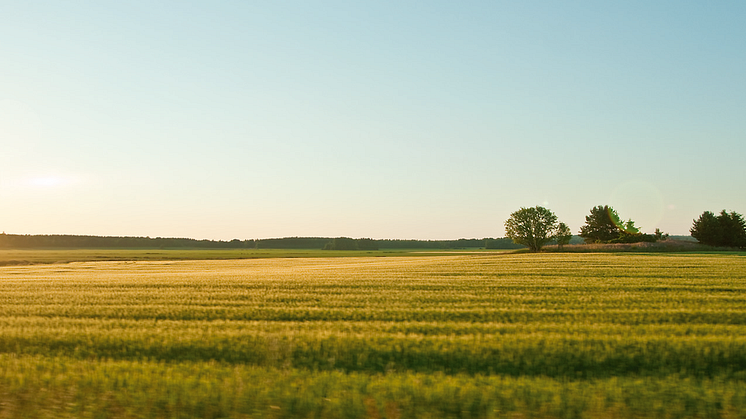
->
0;226;707;243
3;1;745;240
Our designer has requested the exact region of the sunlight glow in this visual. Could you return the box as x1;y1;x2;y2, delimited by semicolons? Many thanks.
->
609;181;666;232
30;176;66;187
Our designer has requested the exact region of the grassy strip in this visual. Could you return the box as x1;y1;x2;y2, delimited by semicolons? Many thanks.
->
1;355;745;419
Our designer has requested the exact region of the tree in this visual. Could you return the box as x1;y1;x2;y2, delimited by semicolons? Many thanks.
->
504;206;559;252
620;218;639;234
579;205;624;243
555;222;572;250
654;228;669;241
690;211;724;246
691;210;746;248
578;205;649;243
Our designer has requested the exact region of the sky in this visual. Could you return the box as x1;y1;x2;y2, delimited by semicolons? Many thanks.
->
2;1;745;240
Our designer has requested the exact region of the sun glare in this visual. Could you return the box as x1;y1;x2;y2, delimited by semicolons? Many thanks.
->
30;176;67;187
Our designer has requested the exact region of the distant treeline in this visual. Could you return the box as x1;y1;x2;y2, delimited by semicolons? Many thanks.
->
0;233;526;250
0;234;253;249
388;238;523;249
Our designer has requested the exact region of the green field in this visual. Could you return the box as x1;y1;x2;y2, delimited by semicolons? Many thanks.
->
1;251;745;418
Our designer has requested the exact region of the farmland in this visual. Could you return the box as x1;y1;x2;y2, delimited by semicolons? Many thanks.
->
1;251;745;418
0;248;438;266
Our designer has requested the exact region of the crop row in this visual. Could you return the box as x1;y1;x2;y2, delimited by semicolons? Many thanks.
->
4;317;746;336
3;306;746;326
2;288;745;306
1;354;745;419
1;320;745;377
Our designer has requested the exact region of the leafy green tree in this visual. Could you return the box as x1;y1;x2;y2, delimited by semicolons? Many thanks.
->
504;206;559;252
555;222;572;250
691;210;746;248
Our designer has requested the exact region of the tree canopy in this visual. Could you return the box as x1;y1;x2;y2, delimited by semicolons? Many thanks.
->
504;206;560;252
578;205;657;244
555;222;572;250
579;206;623;243
691;210;746;248
322;237;379;251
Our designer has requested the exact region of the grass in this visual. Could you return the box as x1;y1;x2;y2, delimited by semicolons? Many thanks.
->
1;252;745;417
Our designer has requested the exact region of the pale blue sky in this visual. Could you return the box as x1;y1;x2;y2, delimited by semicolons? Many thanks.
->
2;1;745;239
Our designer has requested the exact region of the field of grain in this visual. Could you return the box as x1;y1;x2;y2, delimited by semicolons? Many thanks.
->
1;252;745;418
0;248;432;266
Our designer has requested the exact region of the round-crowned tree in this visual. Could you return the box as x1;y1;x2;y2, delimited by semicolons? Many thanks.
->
504;206;559;252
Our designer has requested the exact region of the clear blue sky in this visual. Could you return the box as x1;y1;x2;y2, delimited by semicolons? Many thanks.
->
2;1;745;239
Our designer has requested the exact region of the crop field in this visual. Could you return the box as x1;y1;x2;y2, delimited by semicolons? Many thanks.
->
0;248;445;266
1;252;746;418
